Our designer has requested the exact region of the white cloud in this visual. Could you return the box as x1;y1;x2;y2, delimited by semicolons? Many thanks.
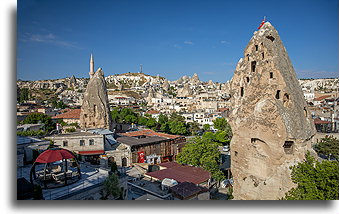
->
184;41;194;45
220;40;230;44
24;33;80;49
173;44;182;49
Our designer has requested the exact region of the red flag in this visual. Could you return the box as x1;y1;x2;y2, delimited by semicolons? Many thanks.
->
257;16;266;29
138;151;145;163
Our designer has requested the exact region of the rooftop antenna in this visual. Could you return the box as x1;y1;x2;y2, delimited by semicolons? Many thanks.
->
140;64;143;73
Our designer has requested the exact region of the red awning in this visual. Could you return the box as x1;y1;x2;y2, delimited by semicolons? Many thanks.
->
78;150;105;155
35;148;75;163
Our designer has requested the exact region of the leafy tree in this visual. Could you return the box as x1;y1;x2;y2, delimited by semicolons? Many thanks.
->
187;121;200;135
103;173;122;199
214;131;229;144
283;152;339;200
203;124;210;131
168;121;188;135
125;115;137;124
176;137;225;181
158;113;168;125
18;88;30;103
22;113;55;132
146;118;157;128
160;122;170;133
110;109;123;123
313;136;339;160
213;117;232;139
170;112;185;123
120;108;136;120
202;131;215;141
138;116;148;126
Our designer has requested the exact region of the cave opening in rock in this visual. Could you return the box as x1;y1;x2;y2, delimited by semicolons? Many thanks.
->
283;141;294;154
275;90;280;99
251;61;256;72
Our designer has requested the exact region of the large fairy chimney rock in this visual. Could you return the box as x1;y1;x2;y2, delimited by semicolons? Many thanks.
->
162;79;170;91
228;22;316;200
177;84;193;97
80;68;112;130
190;73;201;84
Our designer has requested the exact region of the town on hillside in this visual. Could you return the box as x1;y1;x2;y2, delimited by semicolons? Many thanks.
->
17;22;339;200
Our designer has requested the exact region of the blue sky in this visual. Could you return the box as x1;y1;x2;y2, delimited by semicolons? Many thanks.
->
17;0;338;82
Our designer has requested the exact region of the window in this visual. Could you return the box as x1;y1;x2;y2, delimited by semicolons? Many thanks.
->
80;140;85;146
283;141;294;154
262;52;264;59
303;107;308;117
266;35;275;42
240;87;244;97
246;77;250;83
255;45;258;51
283;93;290;107
89;139;94;146
246;54;250;61
251;61;256;72
270;72;273;79
63;140;68;147
276;90;280;99
234;151;238;157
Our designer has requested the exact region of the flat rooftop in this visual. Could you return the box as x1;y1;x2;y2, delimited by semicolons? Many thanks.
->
116;136;167;146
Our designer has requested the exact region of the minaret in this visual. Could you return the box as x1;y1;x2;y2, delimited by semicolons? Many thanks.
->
89;53;95;78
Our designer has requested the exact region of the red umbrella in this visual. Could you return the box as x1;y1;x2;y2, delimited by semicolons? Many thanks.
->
35;148;75;163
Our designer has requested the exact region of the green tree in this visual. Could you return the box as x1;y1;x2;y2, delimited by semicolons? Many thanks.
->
168;121;188;135
283;152;339;200
146;117;157;128
313;136;339;160
187;121;200;135
22;113;55;132
138;116;148;126
202;131;215;141
176;137;225;181
160;122;170;133
203;124;210;131
214;131;229;144
110;109;123;123
103;173;122;199
213;117;232;139
170;112;185;123
158;113;168;125
18;88;30;103
125;115;137;124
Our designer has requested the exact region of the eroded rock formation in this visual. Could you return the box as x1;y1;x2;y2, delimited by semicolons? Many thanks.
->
228;22;316;200
80;68;112;130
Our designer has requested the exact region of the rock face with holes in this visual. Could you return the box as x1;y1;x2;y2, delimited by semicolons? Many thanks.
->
80;68;112;130
228;22;316;200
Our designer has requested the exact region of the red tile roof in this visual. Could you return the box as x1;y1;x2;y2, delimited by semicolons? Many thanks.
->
146;110;160;114
145;162;210;184
314;95;332;101
121;129;181;139
314;118;332;124
52;109;81;119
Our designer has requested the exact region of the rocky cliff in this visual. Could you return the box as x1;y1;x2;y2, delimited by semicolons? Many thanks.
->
80;68;112;130
228;22;316;200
